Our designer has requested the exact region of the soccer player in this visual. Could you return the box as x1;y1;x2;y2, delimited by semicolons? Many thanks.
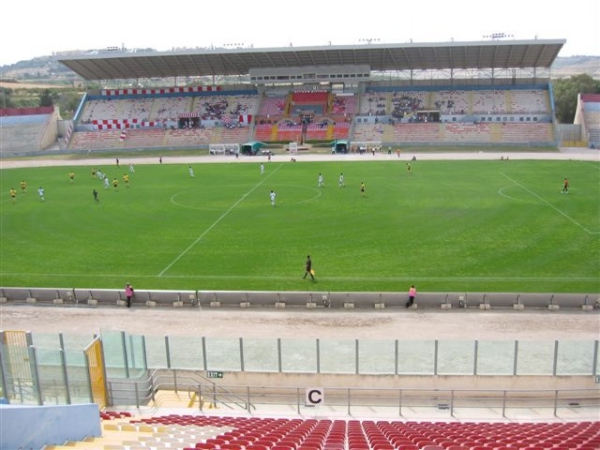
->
189;165;195;178
92;189;99;202
20;180;27;193
338;173;345;187
562;178;569;193
112;178;119;189
104;176;110;189
69;171;75;183
38;187;45;201
303;255;315;280
128;163;135;173
360;181;366;196
91;167;97;178
123;173;130;187
10;188;17;203
260;163;265;175
406;163;412;175
270;190;276;207
318;173;324;187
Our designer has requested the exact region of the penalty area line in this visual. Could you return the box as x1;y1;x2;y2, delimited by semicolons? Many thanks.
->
500;172;598;235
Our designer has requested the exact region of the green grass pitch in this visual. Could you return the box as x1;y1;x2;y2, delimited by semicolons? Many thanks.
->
1;158;598;293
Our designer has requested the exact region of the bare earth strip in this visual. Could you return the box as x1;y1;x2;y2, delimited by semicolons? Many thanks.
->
0;303;598;340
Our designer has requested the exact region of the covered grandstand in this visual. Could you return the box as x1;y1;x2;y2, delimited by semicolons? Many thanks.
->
53;39;573;154
4;38;598;156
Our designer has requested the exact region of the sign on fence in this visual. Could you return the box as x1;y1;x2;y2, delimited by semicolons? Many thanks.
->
207;371;224;379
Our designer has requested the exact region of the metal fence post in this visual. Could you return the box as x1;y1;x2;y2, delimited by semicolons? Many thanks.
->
202;337;208;371
165;335;171;369
29;345;43;405
593;340;599;376
513;340;519;376
60;349;71;404
473;340;479;375
277;338;282;373
121;331;130;378
395;339;399;375
434;340;439;375
316;339;320;374
553;340;559;376
355;339;359;375
239;337;244;372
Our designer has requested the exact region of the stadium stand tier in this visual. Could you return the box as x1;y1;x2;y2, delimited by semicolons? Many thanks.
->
0;106;61;155
53;84;562;153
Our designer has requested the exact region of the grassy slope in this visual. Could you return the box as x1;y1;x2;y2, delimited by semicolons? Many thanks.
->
0;159;598;293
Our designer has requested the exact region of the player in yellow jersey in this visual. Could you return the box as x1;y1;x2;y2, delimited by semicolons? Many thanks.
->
10;188;17;203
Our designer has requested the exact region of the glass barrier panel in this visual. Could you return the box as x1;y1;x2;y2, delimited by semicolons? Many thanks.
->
145;335;168;369
62;333;95;352
477;340;514;375
281;338;318;373
556;340;596;375
36;348;68;405
168;335;204;370
517;341;554;375
242;338;278;372
31;333;60;349
100;331;126;377
437;340;475;375
126;334;147;376
398;340;435;374
205;337;241;371
358;339;396;374
320;339;356;374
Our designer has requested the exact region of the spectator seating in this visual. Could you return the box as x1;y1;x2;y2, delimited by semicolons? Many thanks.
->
68;130;123;150
64;86;558;150
41;412;600;449
254;123;276;141
361;88;550;117
291;91;328;104
258;96;287;116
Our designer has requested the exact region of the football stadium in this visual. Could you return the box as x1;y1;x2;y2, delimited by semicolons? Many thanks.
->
1;39;599;449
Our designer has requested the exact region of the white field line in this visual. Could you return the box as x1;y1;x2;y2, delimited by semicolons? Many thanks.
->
1;272;596;282
158;164;283;276
500;172;599;235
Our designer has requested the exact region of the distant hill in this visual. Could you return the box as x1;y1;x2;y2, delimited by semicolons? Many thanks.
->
1;53;598;86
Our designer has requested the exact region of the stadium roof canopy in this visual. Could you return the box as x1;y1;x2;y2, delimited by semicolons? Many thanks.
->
58;39;566;81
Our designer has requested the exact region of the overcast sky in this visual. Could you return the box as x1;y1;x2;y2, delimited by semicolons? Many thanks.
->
1;0;598;67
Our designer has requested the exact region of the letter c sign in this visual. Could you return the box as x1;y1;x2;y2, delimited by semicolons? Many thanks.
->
305;388;324;405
